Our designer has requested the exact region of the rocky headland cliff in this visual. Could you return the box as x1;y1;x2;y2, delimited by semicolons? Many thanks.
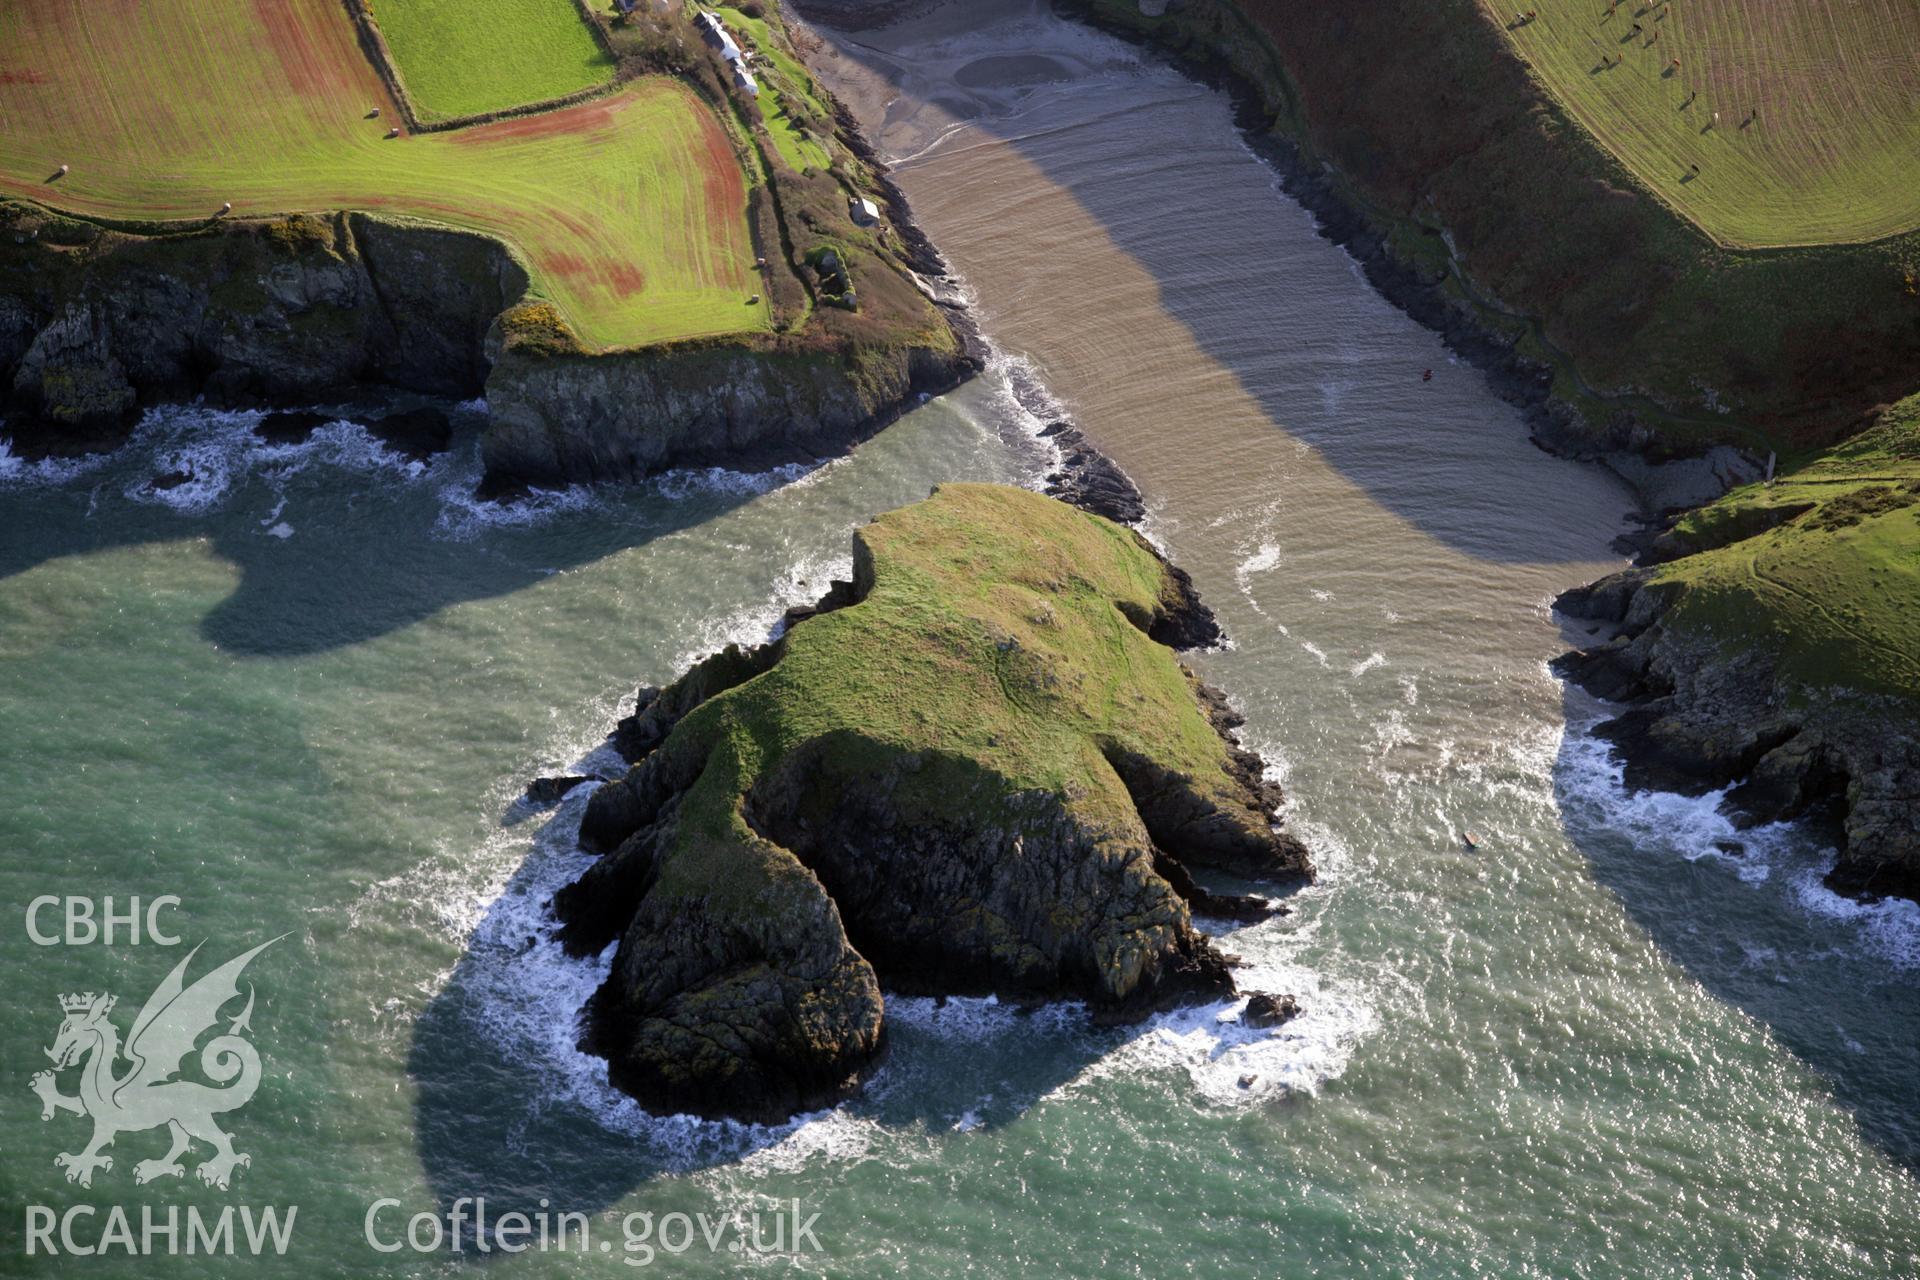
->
0;209;520;450
0;196;973;488
481;325;968;490
1554;394;1920;901
541;484;1312;1122
1;2;979;490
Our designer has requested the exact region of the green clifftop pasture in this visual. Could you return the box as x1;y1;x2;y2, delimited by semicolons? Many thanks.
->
1649;396;1920;702
0;0;764;349
1482;0;1920;248
0;0;968;480
553;485;1312;1121
373;0;617;123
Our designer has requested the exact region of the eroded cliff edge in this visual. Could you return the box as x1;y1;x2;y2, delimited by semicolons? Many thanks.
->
0;199;974;488
481;323;968;489
544;484;1312;1122
0;209;520;447
1554;395;1920;901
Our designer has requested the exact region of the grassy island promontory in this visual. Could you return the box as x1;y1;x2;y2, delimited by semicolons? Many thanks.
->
550;485;1312;1122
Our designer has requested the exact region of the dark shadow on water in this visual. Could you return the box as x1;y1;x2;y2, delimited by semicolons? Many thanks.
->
407;782;1279;1233
1550;668;1920;1173
800;0;1633;567
0;408;781;656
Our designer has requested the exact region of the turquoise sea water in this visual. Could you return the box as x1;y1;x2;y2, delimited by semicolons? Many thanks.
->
4;4;1919;1275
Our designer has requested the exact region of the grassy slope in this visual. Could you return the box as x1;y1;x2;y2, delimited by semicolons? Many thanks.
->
0;0;764;349
375;0;614;122
1481;0;1920;246
1654;393;1920;700
654;484;1252;906
717;6;835;173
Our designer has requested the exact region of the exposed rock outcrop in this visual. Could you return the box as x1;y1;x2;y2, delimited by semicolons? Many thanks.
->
479;337;973;490
1555;571;1920;901
0;201;975;487
1241;992;1299;1028
1038;420;1148;525
0;207;523;449
524;775;596;807
0;209;514;424
547;485;1312;1122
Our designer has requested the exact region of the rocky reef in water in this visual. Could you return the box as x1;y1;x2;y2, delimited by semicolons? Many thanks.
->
547;483;1312;1122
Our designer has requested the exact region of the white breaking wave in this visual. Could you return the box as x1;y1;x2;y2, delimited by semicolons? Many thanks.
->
1557;717;1781;886
430;475;599;541
1054;970;1376;1110
5;399;852;542
1787;866;1920;970
1237;542;1282;580
118;406;429;514
980;348;1076;488
0;438;113;486
1050;814;1375;1109
650;460;820;502
669;545;855;674
1557;709;1920;966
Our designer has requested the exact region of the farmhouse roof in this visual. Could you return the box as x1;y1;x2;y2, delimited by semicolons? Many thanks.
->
697;15;744;61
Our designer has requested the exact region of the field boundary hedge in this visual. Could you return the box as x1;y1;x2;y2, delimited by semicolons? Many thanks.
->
340;0;633;136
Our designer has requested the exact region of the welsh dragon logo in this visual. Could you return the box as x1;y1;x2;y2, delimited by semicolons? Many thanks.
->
29;938;281;1190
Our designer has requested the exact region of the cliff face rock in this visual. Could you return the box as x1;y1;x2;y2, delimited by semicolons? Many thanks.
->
349;215;529;395
479;338;971;489
0;202;974;485
549;485;1312;1122
1556;571;1920;901
1555;400;1920;901
0;207;524;447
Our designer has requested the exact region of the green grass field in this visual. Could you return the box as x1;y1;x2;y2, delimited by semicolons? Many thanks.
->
0;0;765;349
374;0;614;122
629;482;1283;923
716;7;835;173
1655;392;1920;699
1483;0;1920;246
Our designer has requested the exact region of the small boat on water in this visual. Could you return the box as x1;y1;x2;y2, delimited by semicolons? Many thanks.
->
1461;831;1480;850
